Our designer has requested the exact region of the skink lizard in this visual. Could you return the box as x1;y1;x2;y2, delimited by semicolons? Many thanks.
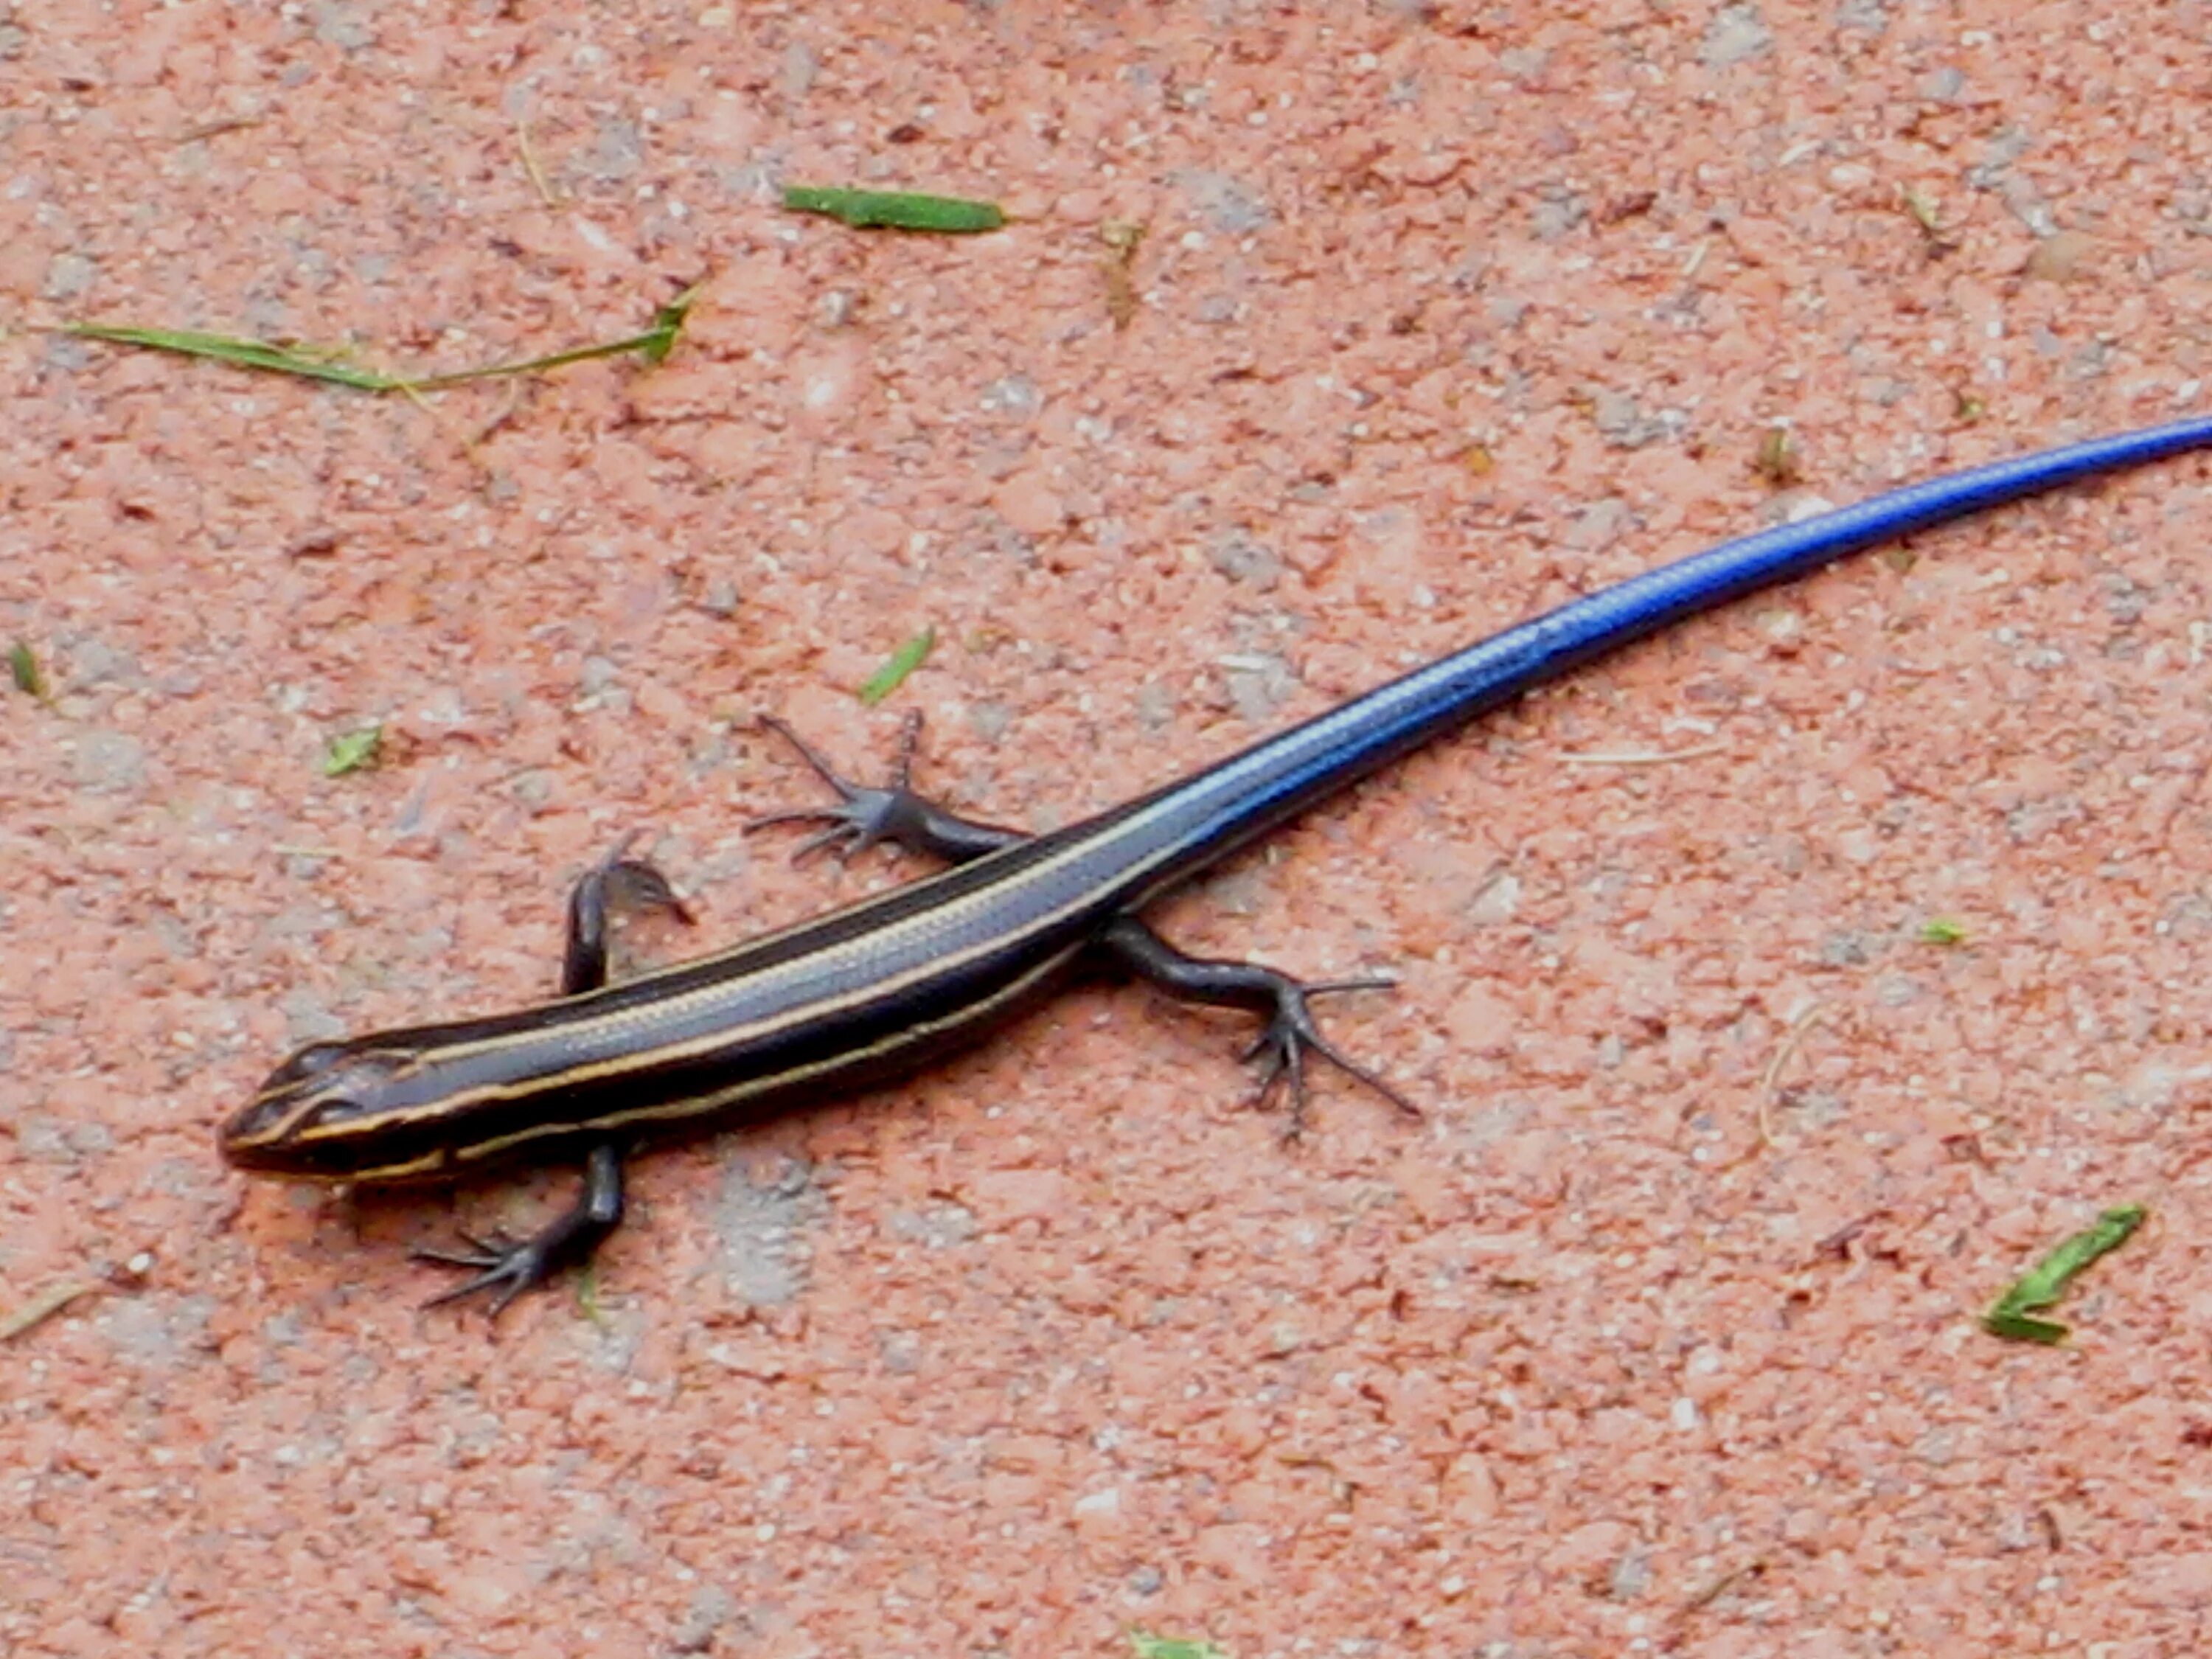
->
222;416;2212;1311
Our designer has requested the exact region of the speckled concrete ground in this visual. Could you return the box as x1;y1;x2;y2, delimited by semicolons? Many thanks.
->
7;3;2212;1655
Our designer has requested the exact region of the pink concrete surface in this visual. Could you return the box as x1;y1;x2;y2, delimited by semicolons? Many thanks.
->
6;2;2212;1654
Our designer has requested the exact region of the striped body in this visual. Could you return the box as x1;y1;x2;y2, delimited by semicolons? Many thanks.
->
222;414;2212;1186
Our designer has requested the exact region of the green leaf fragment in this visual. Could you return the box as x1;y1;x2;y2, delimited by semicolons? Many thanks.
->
575;1262;611;1329
10;639;49;700
1982;1308;2070;1345
321;726;383;777
1982;1204;2145;1345
639;281;704;366
858;627;936;706
782;185;1005;233
1130;1634;1231;1659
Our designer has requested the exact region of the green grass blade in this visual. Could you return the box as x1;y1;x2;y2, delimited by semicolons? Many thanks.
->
857;627;936;706
1982;1204;2145;1345
10;639;51;701
64;282;700;393
783;185;1005;233
63;324;402;389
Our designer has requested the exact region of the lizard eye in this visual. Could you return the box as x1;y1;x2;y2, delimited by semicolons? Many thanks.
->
265;1040;352;1088
300;1095;368;1130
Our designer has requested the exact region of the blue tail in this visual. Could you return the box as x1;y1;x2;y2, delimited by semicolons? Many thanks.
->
1140;413;2212;877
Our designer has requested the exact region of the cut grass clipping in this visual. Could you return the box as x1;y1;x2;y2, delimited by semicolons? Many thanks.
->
10;639;50;702
63;282;700;392
782;185;1004;233
858;627;936;706
321;726;383;779
1129;1635;1230;1659
1982;1204;2145;1345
